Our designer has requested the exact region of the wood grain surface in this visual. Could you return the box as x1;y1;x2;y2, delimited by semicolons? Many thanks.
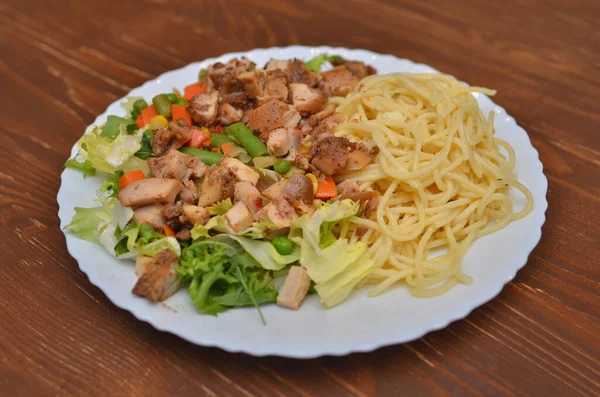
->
1;0;599;396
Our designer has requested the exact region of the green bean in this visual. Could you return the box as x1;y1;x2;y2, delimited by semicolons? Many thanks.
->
133;99;149;114
224;122;268;158
166;93;178;104
274;160;291;174
179;147;224;165
152;94;172;118
210;133;234;149
199;69;207;80
177;97;188;106
272;236;293;255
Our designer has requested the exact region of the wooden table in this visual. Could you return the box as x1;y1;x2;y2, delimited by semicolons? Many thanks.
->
1;0;598;396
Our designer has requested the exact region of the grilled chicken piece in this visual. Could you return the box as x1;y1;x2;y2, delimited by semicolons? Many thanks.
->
187;91;219;126
118;178;183;208
182;205;210;226
282;175;314;215
148;150;208;181
247;100;301;134
266;59;319;86
234;181;263;214
134;205;164;230
256;196;296;229
132;249;181;302
257;70;289;105
217;103;244;125
151;119;193;157
135;256;153;278
330;59;377;80
318;66;358;97
225;201;254;233
290;83;327;115
364;196;380;219
238;70;265;98
311;113;344;140
277;266;311;310
308;107;336;127
308;136;378;176
221;157;259;185
261;179;288;200
266;128;301;157
197;165;237;207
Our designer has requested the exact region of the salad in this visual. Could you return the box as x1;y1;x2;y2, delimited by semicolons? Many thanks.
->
65;54;379;322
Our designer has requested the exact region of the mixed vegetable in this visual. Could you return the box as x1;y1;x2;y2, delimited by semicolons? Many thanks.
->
65;54;380;323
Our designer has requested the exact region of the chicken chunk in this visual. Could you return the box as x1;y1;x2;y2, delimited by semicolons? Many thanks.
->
237;70;265;98
266;59;319;86
221;157;260;185
132;249;181;302
318;66;358;97
261;179;288;200
151;119;193;157
187;91;219;126
330;59;377;79
255;196;296;229
182;205;210;226
135;256;153;278
277;266;311;310
290;83;327;115
217;103;244;126
257;70;289;105
118;178;183;208
148;150;208;181
266;128;296;157
134;205;164;230
247;100;301;134
224;201;254;233
308;136;377;176
196;165;237;207
311;112;344;140
234;181;263;214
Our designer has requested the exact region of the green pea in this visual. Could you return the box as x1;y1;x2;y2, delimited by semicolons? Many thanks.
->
274;160;291;175
177;97;188;106
166;93;178;104
272;236;293;255
133;99;148;113
152;94;172;118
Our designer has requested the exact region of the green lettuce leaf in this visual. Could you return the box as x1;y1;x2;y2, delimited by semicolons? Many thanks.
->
289;199;374;307
64;157;97;177
211;234;300;271
78;125;148;174
64;206;112;243
99;171;124;198
114;221;179;258
190;217;273;240
304;53;344;73
178;241;278;323
208;198;234;215
120;96;143;117
101;115;135;140
134;129;154;160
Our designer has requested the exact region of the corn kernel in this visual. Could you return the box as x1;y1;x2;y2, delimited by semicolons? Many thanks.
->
151;115;169;129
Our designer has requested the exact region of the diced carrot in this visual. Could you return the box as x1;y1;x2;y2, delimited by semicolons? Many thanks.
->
118;170;146;190
221;143;235;156
188;128;210;148
315;176;337;199
183;82;206;101
172;104;193;126
163;224;176;237
136;113;145;128
141;105;158;126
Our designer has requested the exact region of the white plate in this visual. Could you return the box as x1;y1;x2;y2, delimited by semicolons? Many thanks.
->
57;46;548;358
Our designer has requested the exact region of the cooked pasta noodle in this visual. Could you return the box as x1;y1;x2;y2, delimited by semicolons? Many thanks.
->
332;73;534;298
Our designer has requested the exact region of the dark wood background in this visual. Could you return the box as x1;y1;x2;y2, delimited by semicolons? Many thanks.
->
1;0;599;396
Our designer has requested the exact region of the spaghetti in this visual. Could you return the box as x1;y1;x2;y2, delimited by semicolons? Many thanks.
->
332;73;534;298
